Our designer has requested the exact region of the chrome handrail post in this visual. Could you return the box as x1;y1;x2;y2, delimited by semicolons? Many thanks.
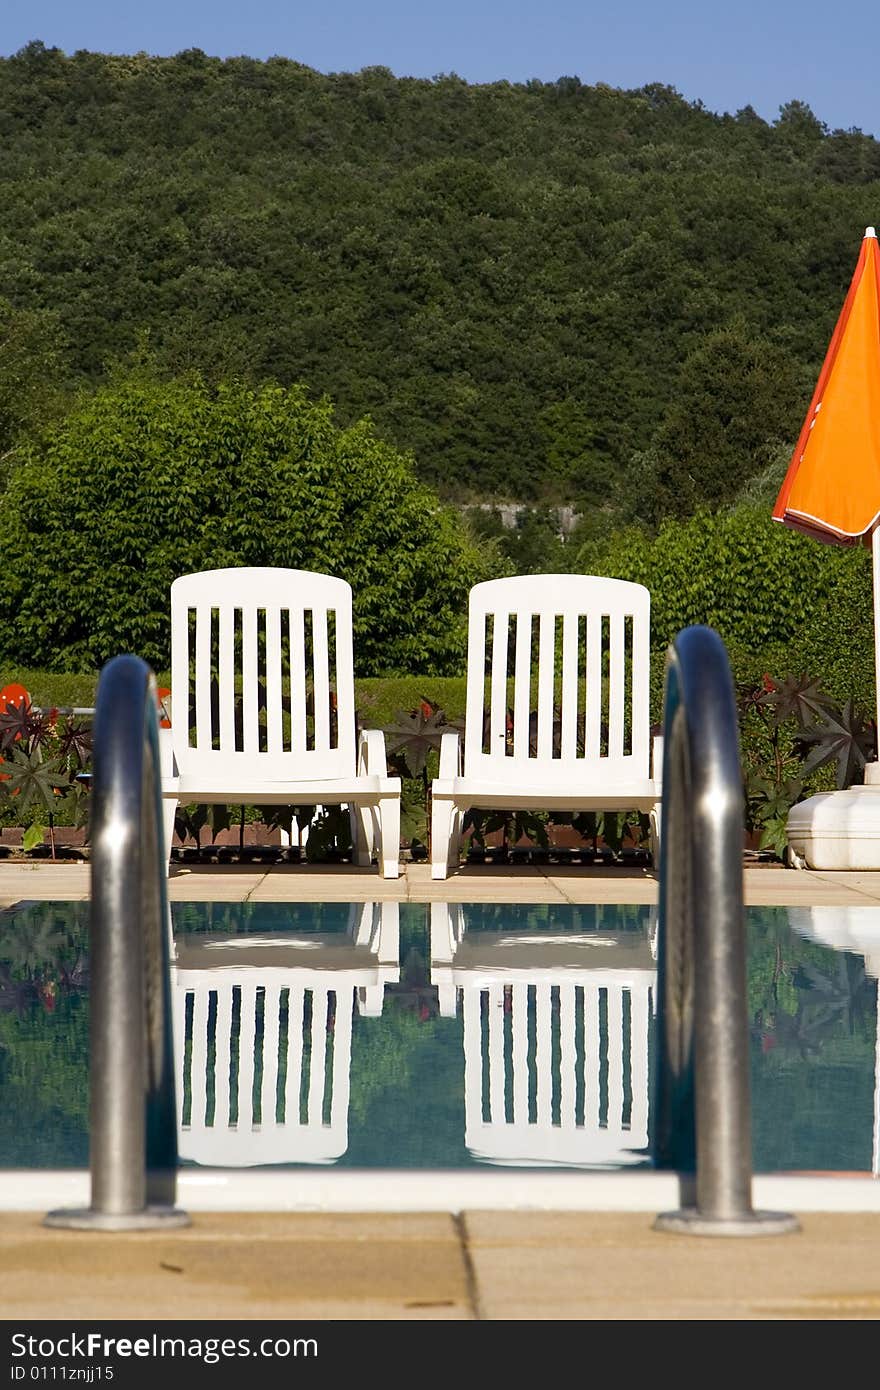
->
45;655;189;1230
653;626;798;1236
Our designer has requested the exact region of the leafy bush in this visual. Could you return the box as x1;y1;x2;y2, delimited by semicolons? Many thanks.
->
0;698;92;851
0;371;500;675
578;503;874;719
737;672;873;857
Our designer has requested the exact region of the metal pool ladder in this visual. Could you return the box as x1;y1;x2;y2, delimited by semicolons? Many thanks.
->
652;625;798;1236
42;629;798;1235
45;654;189;1230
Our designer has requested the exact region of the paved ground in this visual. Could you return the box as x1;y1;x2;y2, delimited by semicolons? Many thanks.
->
7;857;880;907
1;857;879;1321
2;1210;880;1321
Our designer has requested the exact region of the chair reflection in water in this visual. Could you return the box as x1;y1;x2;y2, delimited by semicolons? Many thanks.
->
173;902;399;1166
430;903;657;1167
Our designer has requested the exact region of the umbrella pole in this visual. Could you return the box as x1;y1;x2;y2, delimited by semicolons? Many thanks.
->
874;993;879;1177
873;524;880;779
866;948;880;1176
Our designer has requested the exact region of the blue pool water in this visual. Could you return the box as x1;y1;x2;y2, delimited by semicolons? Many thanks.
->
0;899;877;1175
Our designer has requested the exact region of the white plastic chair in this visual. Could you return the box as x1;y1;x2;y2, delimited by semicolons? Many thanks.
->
429;903;657;1167
160;567;401;877
173;901;400;1166
430;574;662;878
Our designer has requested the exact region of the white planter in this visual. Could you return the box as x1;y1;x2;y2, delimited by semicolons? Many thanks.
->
787;779;880;870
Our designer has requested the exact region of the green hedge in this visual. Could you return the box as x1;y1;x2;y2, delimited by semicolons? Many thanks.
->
12;499;873;722
0;670;469;721
0;669;109;710
578;502;875;719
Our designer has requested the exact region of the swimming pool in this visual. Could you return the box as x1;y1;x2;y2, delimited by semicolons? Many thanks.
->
1;898;878;1211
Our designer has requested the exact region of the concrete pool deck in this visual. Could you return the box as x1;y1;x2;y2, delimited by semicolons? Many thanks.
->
7;856;880;907
1;857;880;1321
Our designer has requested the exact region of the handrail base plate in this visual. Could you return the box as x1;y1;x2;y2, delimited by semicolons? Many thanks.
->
43;1205;191;1231
653;1207;800;1237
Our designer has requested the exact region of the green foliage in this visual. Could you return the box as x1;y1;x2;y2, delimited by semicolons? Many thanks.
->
464;806;551;852
465;505;569;574
0;298;69;467
0;698;91;851
577;500;878;862
383;700;458;780
738;669;873;859
0;745;69;818
797;701;874;786
0;371;497;673
355;676;468;727
384;699;464;852
619;322;805;527
579;502;875;720
0;671;472;853
173;802;229;851
0;669;102;709
2;47;880;514
302;805;353;861
0;671;471;721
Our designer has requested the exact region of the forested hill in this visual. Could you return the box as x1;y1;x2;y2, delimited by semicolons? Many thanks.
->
3;41;880;519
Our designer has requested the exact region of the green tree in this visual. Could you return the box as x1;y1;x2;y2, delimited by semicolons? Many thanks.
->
1;46;878;519
537;396;614;504
0;371;499;674
0;299;67;467
620;322;804;526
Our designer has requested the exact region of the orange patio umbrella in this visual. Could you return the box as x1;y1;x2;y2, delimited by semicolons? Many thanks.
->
773;225;880;748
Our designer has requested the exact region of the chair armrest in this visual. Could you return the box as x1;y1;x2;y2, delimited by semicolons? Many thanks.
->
438;729;461;779
652;733;664;792
358;727;389;776
158;724;176;781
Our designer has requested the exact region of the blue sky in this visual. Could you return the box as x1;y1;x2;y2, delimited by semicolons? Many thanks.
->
4;0;880;138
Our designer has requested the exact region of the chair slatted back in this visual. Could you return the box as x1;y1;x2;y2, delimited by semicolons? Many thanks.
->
176;971;353;1166
463;574;651;787
170;567;356;783
172;905;400;1166
462;977;653;1166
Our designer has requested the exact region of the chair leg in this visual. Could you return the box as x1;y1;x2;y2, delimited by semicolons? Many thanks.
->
436;983;458;1018
349;803;374;867
450;804;462;868
162;797;177;874
429;901;456;960
357;984;385;1017
649;805;662;869
378;795;400;879
431;796;456;880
